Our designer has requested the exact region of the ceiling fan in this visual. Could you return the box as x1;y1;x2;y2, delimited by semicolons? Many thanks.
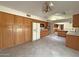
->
42;1;54;13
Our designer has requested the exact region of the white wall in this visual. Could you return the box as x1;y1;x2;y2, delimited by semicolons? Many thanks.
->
50;18;73;31
55;22;73;31
0;5;45;21
49;16;79;35
64;22;73;31
49;22;54;34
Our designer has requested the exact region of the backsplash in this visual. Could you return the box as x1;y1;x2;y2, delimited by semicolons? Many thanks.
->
67;27;79;36
75;27;79;32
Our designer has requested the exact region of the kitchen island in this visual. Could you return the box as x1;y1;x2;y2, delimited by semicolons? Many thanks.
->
57;30;68;37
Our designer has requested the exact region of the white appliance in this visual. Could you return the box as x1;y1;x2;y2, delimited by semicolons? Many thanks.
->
33;22;40;41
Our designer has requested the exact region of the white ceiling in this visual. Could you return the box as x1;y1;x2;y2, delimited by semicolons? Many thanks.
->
0;1;79;21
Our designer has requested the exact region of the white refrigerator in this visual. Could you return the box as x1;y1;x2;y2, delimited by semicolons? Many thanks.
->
33;22;40;41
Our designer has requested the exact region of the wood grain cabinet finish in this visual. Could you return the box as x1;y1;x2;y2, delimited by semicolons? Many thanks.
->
66;35;79;51
0;11;47;48
24;18;32;42
0;12;15;48
57;31;67;37
14;16;25;45
40;29;48;38
73;14;79;27
0;12;32;48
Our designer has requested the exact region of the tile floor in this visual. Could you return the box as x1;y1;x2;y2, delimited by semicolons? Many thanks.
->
0;34;79;57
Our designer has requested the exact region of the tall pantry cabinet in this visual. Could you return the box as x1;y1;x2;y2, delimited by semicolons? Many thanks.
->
14;16;25;45
0;12;32;48
0;12;15;48
24;18;32;43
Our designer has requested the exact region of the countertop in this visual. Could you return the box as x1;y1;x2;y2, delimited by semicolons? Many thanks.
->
57;30;68;32
41;29;48;32
67;31;79;36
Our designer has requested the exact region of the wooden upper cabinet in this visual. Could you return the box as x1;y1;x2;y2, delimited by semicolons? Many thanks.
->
14;16;25;45
73;14;79;27
0;12;15;48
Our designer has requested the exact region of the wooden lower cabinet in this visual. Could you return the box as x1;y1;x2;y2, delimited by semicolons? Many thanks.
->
57;31;67;37
40;29;48;38
66;35;79;51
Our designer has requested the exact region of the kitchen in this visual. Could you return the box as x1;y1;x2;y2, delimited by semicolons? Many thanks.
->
0;1;79;57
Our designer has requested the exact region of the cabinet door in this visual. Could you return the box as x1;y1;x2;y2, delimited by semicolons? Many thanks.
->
66;35;74;48
0;12;15;48
0;27;2;48
71;36;79;50
76;37;79;50
24;18;32;42
0;12;2;48
66;35;79;50
15;16;25;45
73;14;79;27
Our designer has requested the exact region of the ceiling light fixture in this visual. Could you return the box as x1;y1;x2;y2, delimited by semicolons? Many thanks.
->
49;2;54;7
42;1;54;13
